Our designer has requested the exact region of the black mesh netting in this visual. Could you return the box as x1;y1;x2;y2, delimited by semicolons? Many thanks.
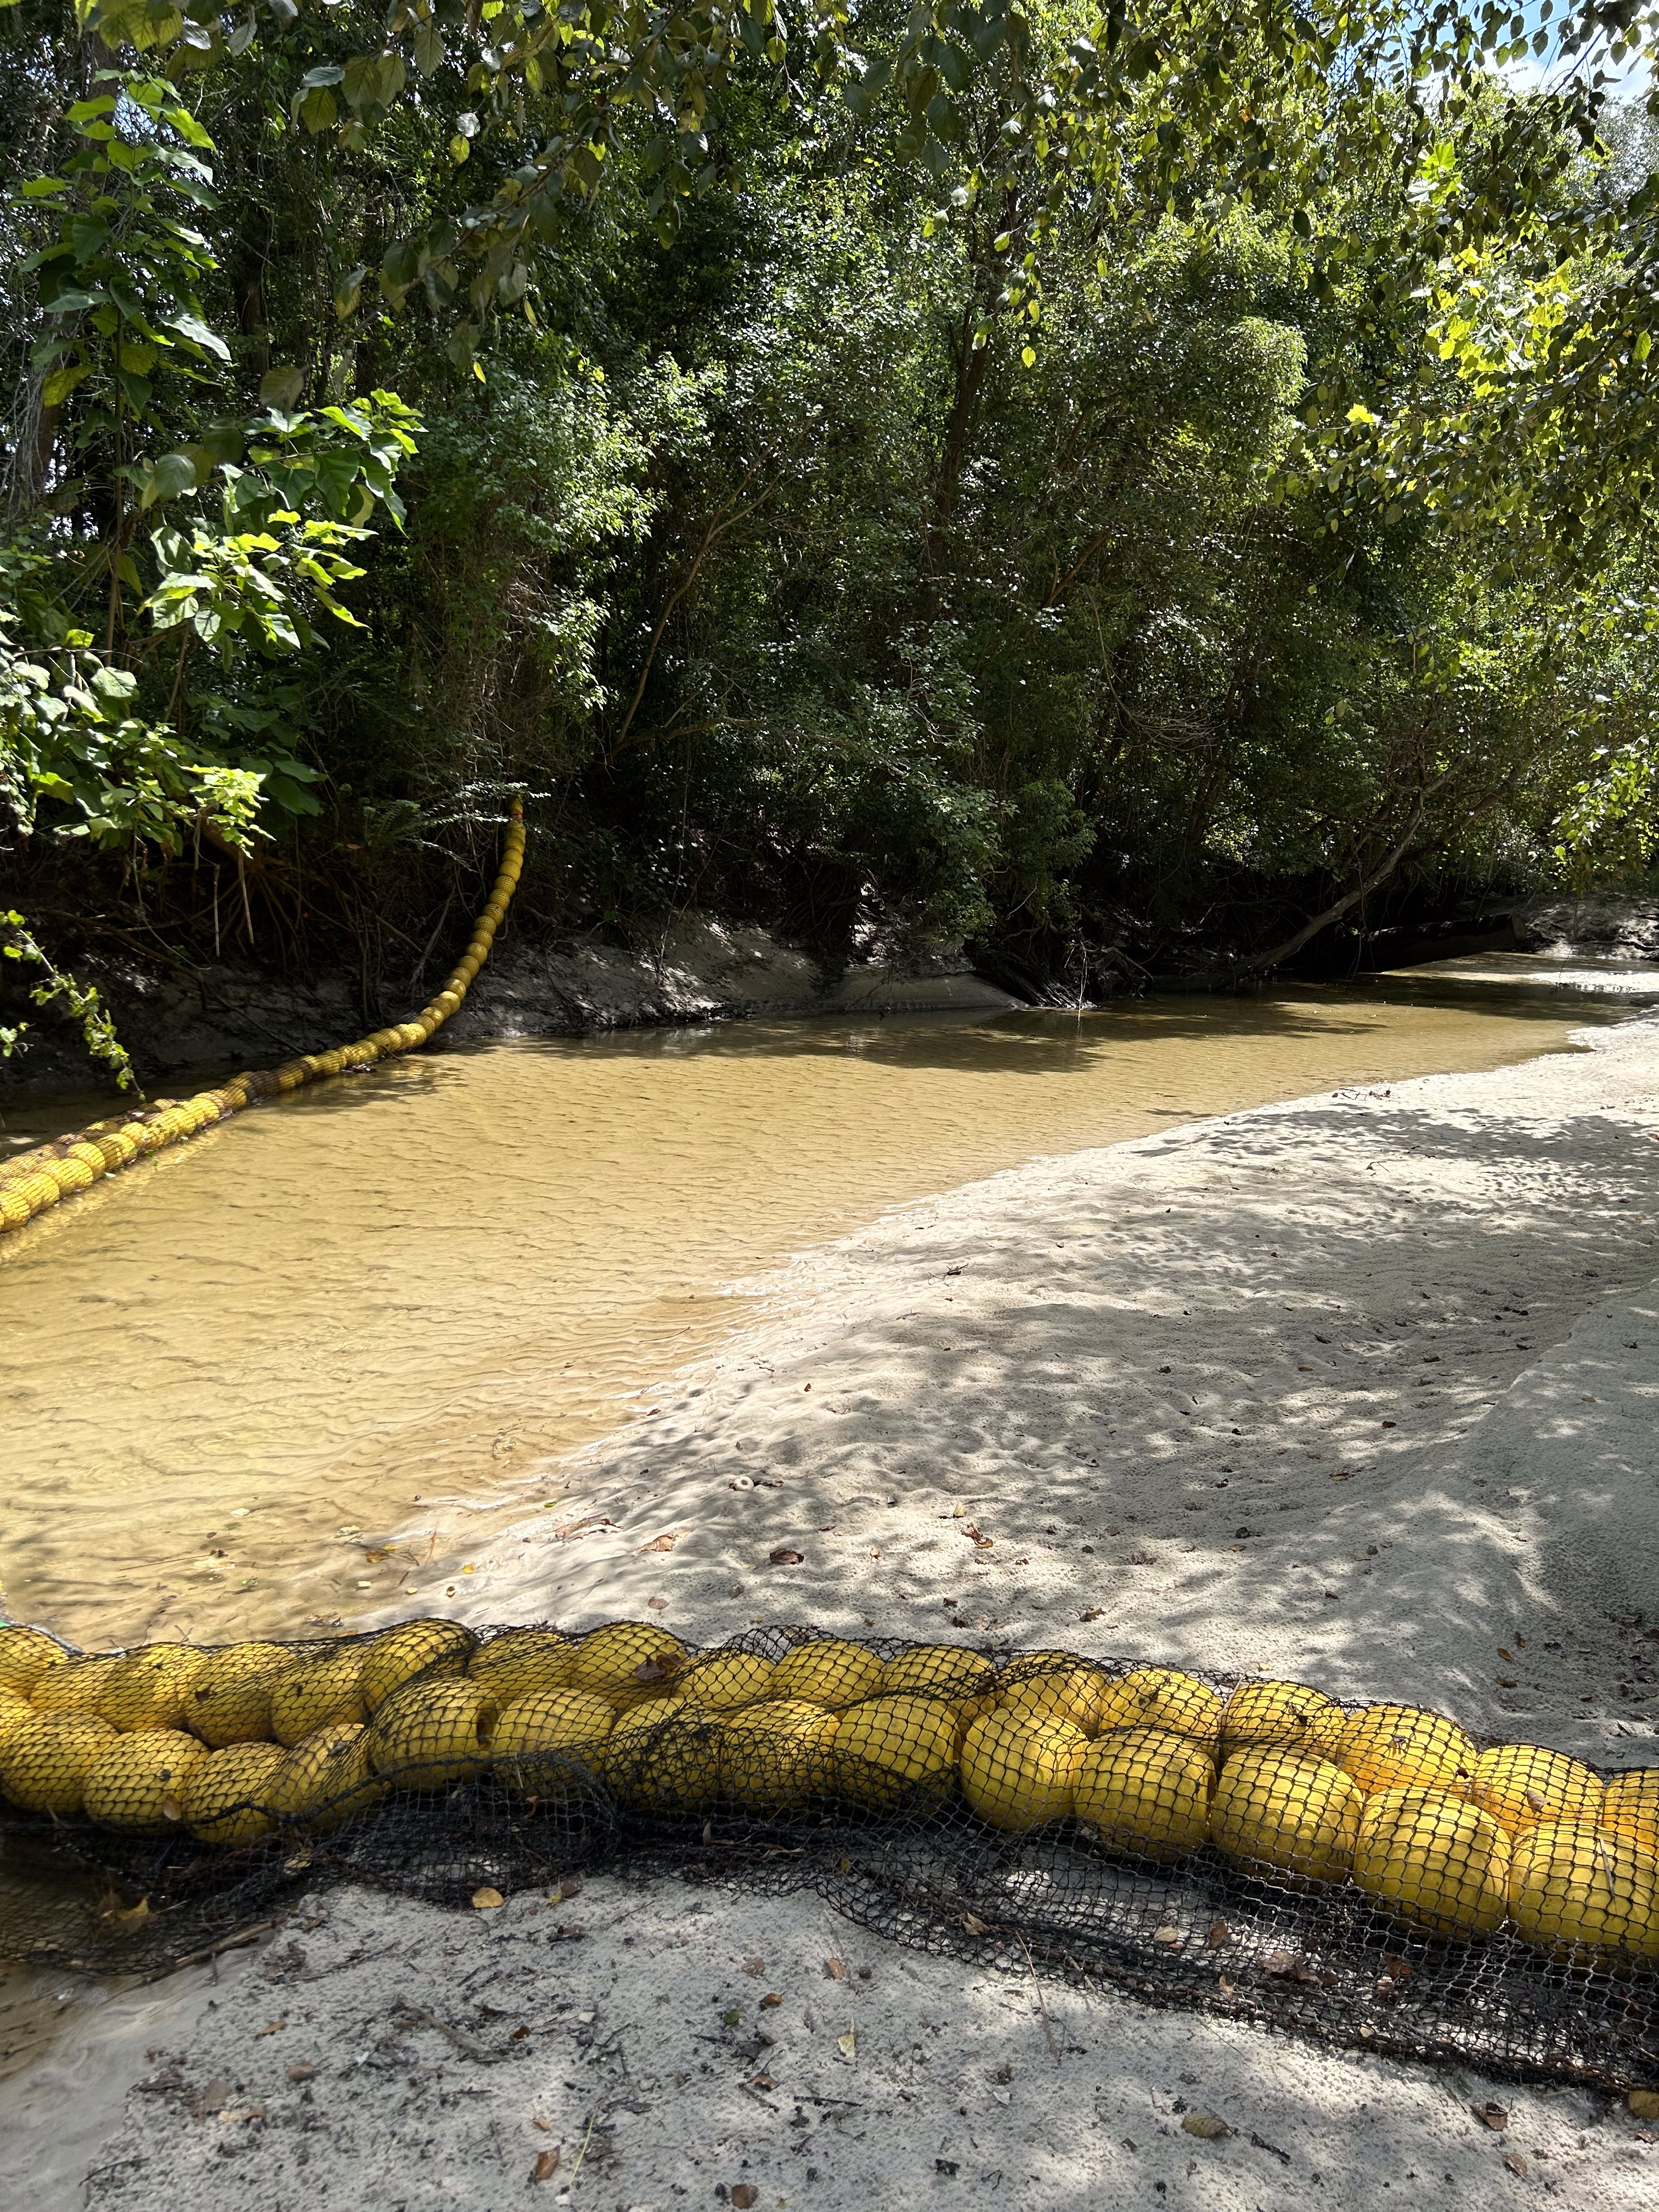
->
2;1620;1656;2097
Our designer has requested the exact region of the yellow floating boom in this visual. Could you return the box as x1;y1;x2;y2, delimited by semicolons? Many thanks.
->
0;803;525;1239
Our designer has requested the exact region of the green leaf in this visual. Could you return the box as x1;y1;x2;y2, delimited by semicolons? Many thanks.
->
164;104;214;150
381;239;420;296
297;85;337;133
130;3;184;54
42;362;92;405
149;450;200;503
165;309;230;360
258;364;306;412
413;20;443;75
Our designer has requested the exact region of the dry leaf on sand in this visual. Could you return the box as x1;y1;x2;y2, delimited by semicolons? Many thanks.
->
1182;2113;1230;2140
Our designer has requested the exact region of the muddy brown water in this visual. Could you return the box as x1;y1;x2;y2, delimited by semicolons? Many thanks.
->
0;975;1624;1658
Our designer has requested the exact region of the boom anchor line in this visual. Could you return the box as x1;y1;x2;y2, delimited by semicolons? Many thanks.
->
0;803;526;1239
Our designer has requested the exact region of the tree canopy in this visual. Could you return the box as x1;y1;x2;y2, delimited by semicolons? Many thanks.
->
6;0;1659;1062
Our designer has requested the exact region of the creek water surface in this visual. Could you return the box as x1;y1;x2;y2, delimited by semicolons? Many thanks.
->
0;976;1617;1653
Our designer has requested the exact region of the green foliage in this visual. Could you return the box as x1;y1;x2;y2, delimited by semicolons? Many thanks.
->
1;908;138;1087
5;0;1659;1032
1;55;420;876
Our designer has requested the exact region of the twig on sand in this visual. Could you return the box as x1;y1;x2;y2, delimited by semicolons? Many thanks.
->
138;1919;277;1984
567;2108;600;2183
1018;1933;1062;2067
393;2002;511;2064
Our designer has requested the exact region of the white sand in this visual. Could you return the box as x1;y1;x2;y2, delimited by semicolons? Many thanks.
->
54;1880;1659;2209
12;1007;1659;2207
459;1006;1659;1757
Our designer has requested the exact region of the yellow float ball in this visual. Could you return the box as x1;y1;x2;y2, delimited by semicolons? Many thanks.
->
832;1695;962;1814
960;1707;1088;1833
1601;1767;1659;1856
719;1700;840;1811
1218;1679;1346;1763
492;1689;617;1795
768;1639;884;1711
358;1620;476;1713
83;1729;206;1829
1470;1743;1604;1839
0;1626;69;1698
1211;1745;1364;1885
185;1643;294;1746
268;1722;383;1831
1094;1667;1222;1751
569;1622;688;1708
1337;1703;1476;1797
994;1652;1108;1735
0;1186;32;1230
1352;1786;1511;1939
1510;1820;1659;1968
268;1650;368;1747
101;1644;208;1733
881;1645;996;1708
46;1155;95;1194
1;1713;117;1814
604;1699;723;1812
469;1629;576;1704
12;1170;63;1215
0;1688;32;1750
183;1741;287;1844
368;1678;499;1790
673;1651;777;1711
32;1655;125;1716
1074;1725;1214;1863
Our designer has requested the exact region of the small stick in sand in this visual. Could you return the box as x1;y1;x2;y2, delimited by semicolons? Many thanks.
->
1018;1933;1062;2067
566;2109;600;2183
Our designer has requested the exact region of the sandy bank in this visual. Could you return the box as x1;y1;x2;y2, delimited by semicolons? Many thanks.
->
13;1007;1659;2208
457;1006;1659;1758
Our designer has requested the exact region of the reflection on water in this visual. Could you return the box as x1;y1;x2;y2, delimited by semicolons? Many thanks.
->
0;975;1617;1649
